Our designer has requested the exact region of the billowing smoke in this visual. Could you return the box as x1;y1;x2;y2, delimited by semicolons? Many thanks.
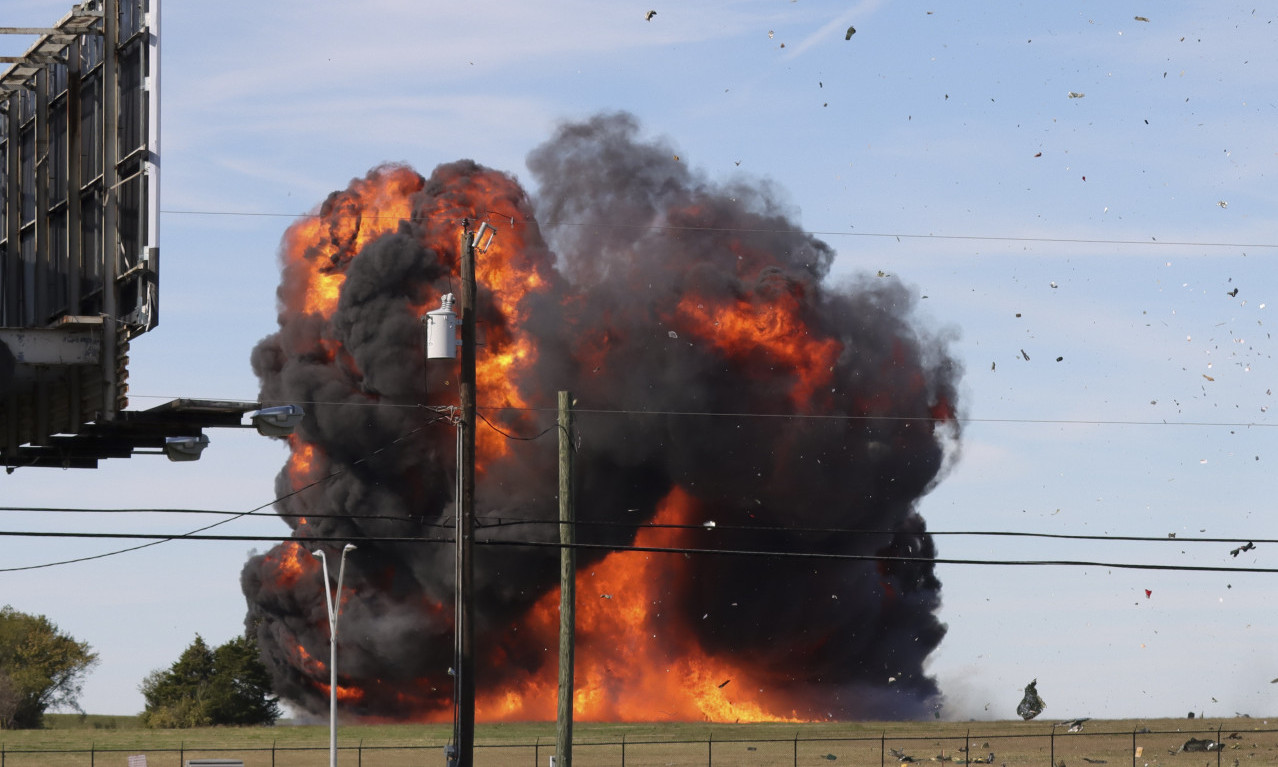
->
242;112;961;722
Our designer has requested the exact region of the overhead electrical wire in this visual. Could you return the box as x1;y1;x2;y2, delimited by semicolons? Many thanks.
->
0;528;1270;575
157;207;1278;250
2;505;1265;549
118;393;1277;431
1;400;1268;572
0;416;452;573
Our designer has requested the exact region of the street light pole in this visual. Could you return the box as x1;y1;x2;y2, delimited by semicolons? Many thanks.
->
313;543;356;767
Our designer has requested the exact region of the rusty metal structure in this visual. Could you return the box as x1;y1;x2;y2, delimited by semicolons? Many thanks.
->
0;1;282;469
0;0;162;469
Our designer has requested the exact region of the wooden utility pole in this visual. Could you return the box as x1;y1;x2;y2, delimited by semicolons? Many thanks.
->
556;391;576;767
455;222;477;767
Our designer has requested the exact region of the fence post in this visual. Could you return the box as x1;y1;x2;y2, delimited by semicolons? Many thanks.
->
881;730;886;767
179;741;184;767
707;732;712;767
90;742;95;767
793;732;798;767
1131;728;1136;767
966;729;970;766
272;738;276;767
535;735;540;767
1216;725;1223;767
1049;724;1055;767
359;737;364;767
621;732;626;767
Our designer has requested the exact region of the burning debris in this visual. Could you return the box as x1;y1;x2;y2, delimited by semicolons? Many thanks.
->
1017;679;1046;720
241;112;962;723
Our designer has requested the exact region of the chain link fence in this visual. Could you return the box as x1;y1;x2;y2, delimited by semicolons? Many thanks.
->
1;723;1273;767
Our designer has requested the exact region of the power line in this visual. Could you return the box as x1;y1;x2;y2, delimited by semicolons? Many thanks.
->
0;528;1268;574
2;505;1265;549
479;517;1268;546
482;538;1278;574
0;506;453;527
120;393;1277;431
0;417;451;573
158;207;1278;250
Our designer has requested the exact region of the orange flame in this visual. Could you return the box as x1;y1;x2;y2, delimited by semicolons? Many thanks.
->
286;435;321;492
282;166;423;319
317;681;367;704
471;487;802;723
265;541;315;589
675;293;842;407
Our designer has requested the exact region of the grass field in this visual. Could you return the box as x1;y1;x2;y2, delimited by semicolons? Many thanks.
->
1;714;1274;766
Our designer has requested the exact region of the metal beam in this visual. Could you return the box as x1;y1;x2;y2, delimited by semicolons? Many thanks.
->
0;327;101;364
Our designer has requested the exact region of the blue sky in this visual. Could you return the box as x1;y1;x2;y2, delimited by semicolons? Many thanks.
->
2;0;1276;720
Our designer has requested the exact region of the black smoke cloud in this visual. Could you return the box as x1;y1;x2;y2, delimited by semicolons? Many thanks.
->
242;112;962;721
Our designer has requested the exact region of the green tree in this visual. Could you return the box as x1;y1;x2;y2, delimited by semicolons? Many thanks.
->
0;605;98;729
140;634;280;727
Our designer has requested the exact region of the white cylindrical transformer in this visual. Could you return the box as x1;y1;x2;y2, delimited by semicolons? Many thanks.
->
423;293;458;359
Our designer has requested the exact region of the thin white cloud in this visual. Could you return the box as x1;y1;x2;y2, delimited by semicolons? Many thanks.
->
783;0;886;59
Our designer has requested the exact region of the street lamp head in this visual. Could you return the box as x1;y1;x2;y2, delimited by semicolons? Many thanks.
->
249;404;305;437
163;433;209;462
343;543;357;553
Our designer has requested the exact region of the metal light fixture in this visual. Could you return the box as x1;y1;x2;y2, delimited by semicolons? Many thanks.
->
162;434;209;462
248;404;305;437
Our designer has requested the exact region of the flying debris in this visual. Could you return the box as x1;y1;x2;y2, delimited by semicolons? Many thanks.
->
1227;288;1239;297
1230;541;1255;557
1134;15;1150;22
1017;679;1046;720
718;679;731;688
1144;589;1152;598
845;26;856;39
645;9;656;20
1218;200;1229;208
1067;92;1085;99
1058;717;1090;732
1020;349;1030;361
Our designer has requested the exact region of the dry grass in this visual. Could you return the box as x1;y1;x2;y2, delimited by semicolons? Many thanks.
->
2;715;1274;766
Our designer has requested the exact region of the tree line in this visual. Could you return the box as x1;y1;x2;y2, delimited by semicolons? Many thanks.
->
0;605;280;729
